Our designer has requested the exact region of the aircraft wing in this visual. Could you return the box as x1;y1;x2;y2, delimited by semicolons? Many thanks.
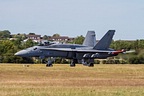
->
40;48;118;53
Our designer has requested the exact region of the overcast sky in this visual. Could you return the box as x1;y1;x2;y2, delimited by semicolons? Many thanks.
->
0;0;144;40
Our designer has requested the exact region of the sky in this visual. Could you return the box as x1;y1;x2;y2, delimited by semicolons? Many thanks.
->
0;0;144;40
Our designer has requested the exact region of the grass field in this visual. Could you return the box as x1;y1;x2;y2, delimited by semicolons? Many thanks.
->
0;64;144;96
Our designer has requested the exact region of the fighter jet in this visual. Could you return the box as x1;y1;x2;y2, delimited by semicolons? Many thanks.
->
15;31;96;66
15;30;125;67
14;30;123;67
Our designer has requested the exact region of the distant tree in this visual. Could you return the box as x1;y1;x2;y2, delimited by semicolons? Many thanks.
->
24;39;35;48
12;38;23;49
52;34;60;37
138;40;144;49
0;40;14;54
129;55;144;64
28;33;35;35
43;35;48;40
133;40;139;50
0;30;11;39
138;55;144;64
0;43;4;55
110;40;136;50
73;35;84;44
13;33;27;40
129;56;139;64
120;60;127;64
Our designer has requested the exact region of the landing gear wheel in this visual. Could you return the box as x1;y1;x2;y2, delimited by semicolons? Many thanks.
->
46;60;53;67
70;59;76;67
70;63;76;67
88;63;94;67
46;64;53;67
45;57;56;67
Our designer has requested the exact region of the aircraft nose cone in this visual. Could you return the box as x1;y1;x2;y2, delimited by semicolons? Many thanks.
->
14;52;20;56
14;50;28;57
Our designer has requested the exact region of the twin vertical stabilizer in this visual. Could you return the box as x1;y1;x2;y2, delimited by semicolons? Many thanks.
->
93;30;115;50
83;31;96;47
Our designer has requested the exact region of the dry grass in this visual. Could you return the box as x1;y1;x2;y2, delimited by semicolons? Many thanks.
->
0;64;144;96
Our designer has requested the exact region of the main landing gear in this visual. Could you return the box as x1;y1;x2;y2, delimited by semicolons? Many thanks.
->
82;59;94;67
70;59;77;67
46;57;55;67
46;60;53;67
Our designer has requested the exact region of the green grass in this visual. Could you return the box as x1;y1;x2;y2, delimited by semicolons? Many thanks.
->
0;64;144;96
